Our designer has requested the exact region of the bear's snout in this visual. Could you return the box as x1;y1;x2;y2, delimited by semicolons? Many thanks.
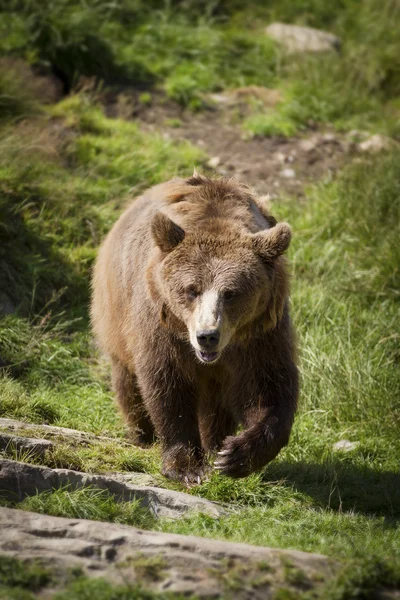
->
196;328;220;349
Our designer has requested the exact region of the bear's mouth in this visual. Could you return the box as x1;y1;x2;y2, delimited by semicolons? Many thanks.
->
196;350;219;364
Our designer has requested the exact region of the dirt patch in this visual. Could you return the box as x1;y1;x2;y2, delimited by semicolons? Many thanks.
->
104;89;354;197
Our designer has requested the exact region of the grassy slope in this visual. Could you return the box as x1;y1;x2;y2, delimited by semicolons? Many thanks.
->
1;1;400;132
0;1;399;598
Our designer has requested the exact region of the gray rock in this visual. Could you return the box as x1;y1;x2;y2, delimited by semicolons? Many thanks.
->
111;472;161;487
358;134;393;153
333;440;360;452
299;138;318;153
0;433;53;458
0;506;334;598
266;23;341;54
281;168;296;179
273;151;286;163
0;417;128;445
209;92;231;105
0;459;224;519
207;156;221;169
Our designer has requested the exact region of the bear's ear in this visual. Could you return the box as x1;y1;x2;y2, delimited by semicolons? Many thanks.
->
251;222;292;261
151;211;185;253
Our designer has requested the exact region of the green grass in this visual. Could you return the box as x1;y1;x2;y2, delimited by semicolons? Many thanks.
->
53;578;190;600
0;428;162;475
0;555;51;596
243;110;298;138
14;486;155;530
0;63;40;122
1;0;400;132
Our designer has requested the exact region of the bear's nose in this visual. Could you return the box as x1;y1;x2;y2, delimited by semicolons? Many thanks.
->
196;329;220;349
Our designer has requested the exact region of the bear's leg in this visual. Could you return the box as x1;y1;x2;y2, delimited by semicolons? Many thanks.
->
135;355;206;484
214;361;298;478
198;402;237;453
111;358;155;447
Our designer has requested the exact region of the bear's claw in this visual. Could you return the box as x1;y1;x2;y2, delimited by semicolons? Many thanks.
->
161;462;211;487
212;436;252;478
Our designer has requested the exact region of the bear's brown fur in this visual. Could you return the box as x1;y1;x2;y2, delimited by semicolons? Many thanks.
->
91;174;298;482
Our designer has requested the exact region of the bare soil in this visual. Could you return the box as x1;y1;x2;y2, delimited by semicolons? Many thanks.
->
105;88;355;197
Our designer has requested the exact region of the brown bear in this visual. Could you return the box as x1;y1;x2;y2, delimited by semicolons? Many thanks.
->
91;173;298;483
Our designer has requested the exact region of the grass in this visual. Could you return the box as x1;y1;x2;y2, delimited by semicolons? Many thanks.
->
0;61;40;122
13;486;155;530
0;554;51;594
1;1;400;132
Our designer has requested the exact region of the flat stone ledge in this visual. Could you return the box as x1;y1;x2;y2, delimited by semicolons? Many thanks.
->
0;417;127;445
0;432;53;458
0;506;335;598
0;459;224;520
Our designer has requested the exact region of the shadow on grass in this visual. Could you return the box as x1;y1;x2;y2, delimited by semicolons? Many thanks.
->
0;196;90;321
263;460;400;522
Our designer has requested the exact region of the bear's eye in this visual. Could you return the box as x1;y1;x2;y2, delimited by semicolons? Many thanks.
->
186;286;200;301
223;290;236;302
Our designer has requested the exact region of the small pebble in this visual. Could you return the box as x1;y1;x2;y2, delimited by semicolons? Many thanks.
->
207;156;221;169
281;168;296;179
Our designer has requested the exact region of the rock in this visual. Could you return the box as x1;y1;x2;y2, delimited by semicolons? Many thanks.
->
111;472;161;488
207;156;221;169
299;138;317;153
0;459;224;520
0;506;335;598
0;417;129;446
209;92;232;105
274;152;286;164
281;168;296;179
0;433;53;458
321;133;338;144
358;134;393;153
265;23;341;54
333;440;360;453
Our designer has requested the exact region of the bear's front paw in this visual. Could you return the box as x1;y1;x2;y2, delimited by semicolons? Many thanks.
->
213;435;253;478
161;463;210;487
161;445;210;486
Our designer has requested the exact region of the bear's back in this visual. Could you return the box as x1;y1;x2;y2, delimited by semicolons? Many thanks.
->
162;175;274;236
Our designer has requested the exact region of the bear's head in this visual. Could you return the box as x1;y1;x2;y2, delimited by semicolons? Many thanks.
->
149;211;291;365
